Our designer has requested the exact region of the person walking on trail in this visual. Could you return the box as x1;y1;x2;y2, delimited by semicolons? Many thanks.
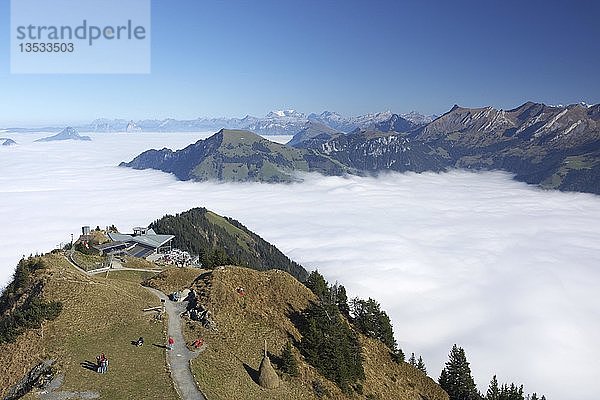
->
168;336;174;350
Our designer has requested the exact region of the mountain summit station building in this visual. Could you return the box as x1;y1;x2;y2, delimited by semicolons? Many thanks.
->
96;227;174;260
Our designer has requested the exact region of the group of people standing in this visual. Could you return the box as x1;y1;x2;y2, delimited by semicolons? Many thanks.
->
96;353;109;373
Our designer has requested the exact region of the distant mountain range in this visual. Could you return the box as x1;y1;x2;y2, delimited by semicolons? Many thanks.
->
3;110;435;136
0;138;17;146
122;102;600;194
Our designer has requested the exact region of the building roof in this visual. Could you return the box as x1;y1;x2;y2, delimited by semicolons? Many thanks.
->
108;231;174;249
95;241;129;251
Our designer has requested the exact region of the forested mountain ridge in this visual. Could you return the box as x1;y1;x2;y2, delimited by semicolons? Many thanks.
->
150;207;308;281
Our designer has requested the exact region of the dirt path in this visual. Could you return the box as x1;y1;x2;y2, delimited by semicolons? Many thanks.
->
145;287;207;400
87;266;163;275
37;374;99;400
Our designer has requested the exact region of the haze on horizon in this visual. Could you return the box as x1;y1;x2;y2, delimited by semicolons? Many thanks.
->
1;0;600;125
1;132;599;400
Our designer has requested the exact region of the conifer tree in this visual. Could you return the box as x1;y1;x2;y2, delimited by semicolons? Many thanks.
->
417;356;427;374
439;344;481;400
439;368;449;389
351;297;396;350
486;375;499;400
334;284;350;316
298;302;364;391
391;346;405;363
409;352;417;367
305;270;329;301
281;341;299;377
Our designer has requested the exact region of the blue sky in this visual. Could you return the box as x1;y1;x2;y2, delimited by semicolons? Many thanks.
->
1;0;599;125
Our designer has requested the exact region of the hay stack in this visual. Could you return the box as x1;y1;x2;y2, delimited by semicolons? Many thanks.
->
258;340;280;389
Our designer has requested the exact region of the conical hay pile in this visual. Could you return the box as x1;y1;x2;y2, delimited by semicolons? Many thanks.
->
258;354;280;389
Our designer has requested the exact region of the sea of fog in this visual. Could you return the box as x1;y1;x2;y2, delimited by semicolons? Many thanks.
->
1;132;599;399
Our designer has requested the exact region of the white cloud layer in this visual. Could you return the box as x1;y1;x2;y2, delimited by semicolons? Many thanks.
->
1;132;599;399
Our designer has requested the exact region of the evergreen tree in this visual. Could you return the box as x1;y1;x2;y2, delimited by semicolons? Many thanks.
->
439;368;449;391
351;297;396;350
305;270;329;301
409;352;417;367
486;375;500;400
417;356;427;374
439;344;481;400
391;346;405;363
499;383;524;400
298;302;364;391
204;247;230;268
530;394;538;400
333;283;350;316
281;341;299;377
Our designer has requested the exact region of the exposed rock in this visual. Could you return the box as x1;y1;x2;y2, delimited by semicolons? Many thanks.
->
182;289;217;330
4;359;55;400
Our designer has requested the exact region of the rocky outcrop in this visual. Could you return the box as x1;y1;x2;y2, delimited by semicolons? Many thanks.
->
4;359;55;400
182;289;217;331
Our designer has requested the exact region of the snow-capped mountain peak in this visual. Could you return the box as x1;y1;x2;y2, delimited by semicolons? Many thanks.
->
265;109;306;119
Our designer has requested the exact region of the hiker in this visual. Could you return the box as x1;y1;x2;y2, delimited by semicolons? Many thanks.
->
99;358;108;374
97;354;104;373
101;353;106;374
101;354;108;374
192;338;204;349
167;336;174;350
135;336;144;347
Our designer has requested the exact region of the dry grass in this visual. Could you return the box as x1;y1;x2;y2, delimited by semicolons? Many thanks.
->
0;253;178;399
106;269;158;284
360;336;448;400
143;267;205;294
121;256;161;270
178;266;448;400
0;329;44;396
1;259;448;400
187;266;322;400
